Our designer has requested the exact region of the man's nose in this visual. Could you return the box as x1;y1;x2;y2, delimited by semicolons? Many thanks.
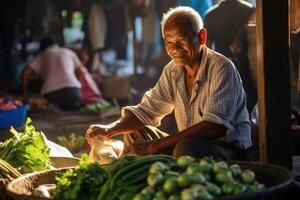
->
175;42;184;51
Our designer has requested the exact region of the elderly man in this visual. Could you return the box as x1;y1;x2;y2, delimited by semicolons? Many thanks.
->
86;6;252;160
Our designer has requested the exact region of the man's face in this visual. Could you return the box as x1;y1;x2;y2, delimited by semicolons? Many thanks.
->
164;26;200;66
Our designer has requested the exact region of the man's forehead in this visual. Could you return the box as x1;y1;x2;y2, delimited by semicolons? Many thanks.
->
164;28;191;39
165;13;193;30
164;16;194;39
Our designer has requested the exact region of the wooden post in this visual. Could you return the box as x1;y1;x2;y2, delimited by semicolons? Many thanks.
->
256;0;292;169
290;0;300;31
256;0;268;164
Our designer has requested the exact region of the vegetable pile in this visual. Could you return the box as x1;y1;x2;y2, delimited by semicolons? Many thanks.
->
57;133;85;153
133;156;266;200
0;118;52;174
0;158;21;179
53;154;175;200
53;154;107;200
80;100;113;113
0;97;25;111
52;155;266;200
27;95;49;111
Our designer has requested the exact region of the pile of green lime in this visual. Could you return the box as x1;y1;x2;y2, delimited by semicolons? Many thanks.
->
133;156;265;200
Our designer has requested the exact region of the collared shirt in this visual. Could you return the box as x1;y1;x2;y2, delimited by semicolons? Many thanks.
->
122;46;252;149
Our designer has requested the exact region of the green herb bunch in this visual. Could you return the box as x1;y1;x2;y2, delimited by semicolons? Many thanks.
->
53;154;108;200
0;118;52;173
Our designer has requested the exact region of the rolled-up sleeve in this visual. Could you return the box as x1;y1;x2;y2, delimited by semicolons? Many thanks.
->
202;61;243;132
122;67;175;127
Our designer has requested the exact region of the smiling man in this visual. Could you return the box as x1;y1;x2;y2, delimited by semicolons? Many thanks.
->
86;6;252;160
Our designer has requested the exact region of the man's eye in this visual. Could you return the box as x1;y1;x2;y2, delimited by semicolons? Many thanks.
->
166;43;173;48
178;40;185;45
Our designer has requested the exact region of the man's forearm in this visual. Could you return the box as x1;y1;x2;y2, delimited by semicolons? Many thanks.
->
151;121;226;152
109;110;145;136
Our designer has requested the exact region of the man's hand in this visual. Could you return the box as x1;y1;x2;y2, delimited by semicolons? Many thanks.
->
85;124;112;146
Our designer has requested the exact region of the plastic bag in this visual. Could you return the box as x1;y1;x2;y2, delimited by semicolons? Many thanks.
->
33;184;56;198
41;131;73;158
89;136;124;165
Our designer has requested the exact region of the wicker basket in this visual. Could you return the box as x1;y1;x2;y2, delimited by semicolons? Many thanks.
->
217;161;295;200
6;161;295;200
1;157;79;200
0;178;11;200
6;168;72;200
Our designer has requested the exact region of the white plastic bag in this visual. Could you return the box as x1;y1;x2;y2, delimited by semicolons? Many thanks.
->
41;132;73;158
89;136;124;165
33;184;56;198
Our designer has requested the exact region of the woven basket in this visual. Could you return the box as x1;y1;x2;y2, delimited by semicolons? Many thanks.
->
0;157;79;200
216;161;295;200
5;161;295;200
6;168;73;200
0;178;11;200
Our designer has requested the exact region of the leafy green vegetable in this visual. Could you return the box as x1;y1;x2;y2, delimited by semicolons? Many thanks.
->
0;117;51;173
53;154;108;200
80;101;113;113
55;155;172;200
0;158;21;179
57;133;85;152
98;155;174;200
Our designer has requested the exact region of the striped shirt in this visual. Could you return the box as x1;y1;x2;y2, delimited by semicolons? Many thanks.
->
122;46;252;149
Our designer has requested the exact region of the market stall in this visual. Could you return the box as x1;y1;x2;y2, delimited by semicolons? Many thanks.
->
5;155;295;200
0;0;299;199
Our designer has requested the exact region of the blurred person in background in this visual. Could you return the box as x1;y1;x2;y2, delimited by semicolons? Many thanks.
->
22;36;85;111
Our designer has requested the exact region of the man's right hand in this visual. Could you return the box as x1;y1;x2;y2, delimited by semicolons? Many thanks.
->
85;124;112;145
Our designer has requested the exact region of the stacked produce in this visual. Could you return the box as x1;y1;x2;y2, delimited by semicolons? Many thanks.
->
0;97;25;111
53;154;175;200
57;133;86;153
133;156;265;200
80;100;113;113
52;155;266;200
27;95;49;111
53;154;107;200
0;158;21;179
0;118;52;174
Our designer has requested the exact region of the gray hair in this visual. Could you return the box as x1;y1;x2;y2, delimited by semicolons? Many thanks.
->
160;6;203;39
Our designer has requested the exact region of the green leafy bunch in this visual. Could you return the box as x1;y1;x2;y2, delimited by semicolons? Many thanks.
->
0;117;51;173
53;154;108;200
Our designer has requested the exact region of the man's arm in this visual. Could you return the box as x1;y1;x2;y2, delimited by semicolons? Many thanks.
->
148;120;226;154
86;110;145;143
109;110;145;136
21;66;35;95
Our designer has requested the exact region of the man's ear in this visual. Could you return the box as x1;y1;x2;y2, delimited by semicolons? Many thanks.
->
198;28;207;45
